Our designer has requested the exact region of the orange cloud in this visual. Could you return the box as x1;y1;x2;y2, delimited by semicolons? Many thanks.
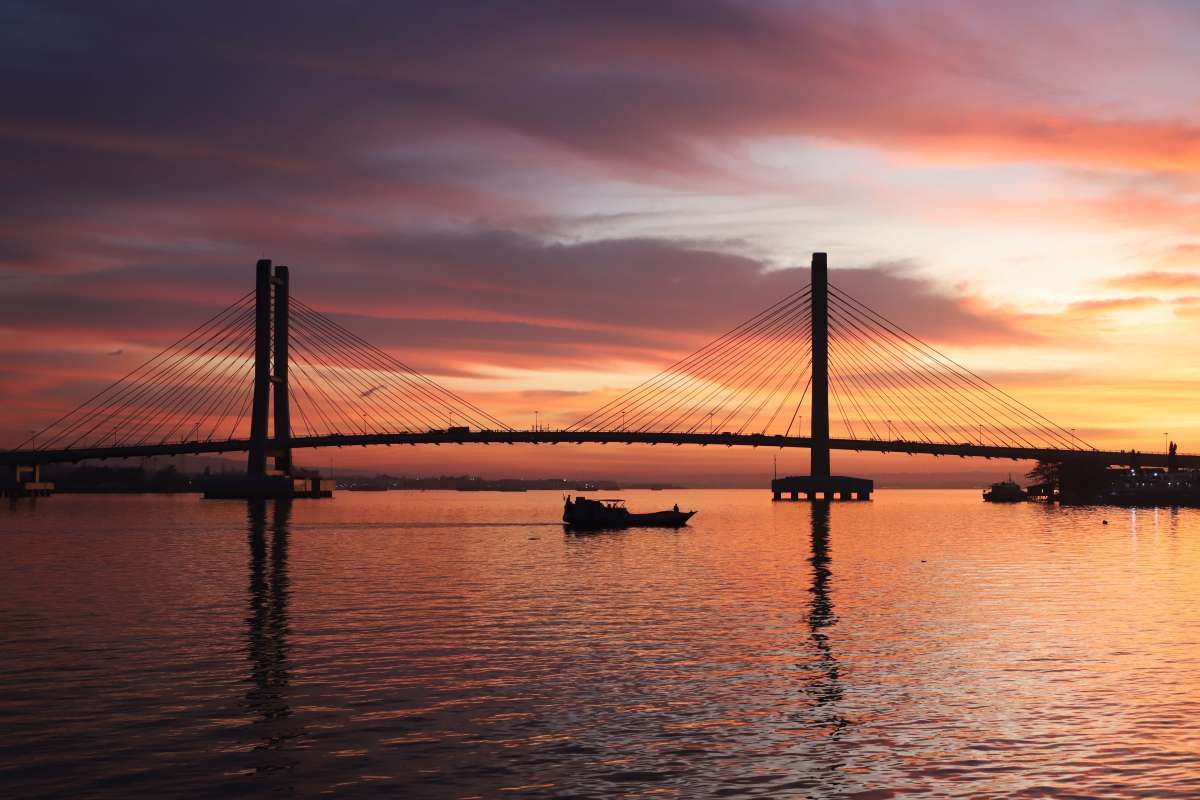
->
1106;271;1200;292
1066;297;1162;314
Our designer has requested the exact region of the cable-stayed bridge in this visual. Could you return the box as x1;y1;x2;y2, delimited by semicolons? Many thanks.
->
4;255;1195;492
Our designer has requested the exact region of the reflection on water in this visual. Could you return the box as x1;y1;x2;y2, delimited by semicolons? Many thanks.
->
805;501;847;733
3;489;1200;798
244;499;299;779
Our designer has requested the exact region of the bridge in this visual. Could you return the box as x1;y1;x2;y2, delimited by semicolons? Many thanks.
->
4;254;1192;496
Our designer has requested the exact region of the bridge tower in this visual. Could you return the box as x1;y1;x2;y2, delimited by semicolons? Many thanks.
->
810;252;831;479
771;252;873;502
204;260;328;498
247;259;292;477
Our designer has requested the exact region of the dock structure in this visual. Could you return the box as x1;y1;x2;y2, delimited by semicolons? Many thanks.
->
772;252;874;502
2;464;54;498
201;474;333;500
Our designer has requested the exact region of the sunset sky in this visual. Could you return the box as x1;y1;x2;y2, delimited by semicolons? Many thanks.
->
4;1;1200;483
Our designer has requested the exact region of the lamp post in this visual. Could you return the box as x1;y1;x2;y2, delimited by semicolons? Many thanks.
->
534;410;539;432
1164;432;1169;454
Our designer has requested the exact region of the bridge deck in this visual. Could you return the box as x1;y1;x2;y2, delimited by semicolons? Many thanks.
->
2;430;1193;469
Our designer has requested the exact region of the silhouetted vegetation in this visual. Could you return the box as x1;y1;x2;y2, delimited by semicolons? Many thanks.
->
44;464;195;493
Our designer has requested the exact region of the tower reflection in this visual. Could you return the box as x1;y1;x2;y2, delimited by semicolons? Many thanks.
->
806;501;847;734
244;498;299;771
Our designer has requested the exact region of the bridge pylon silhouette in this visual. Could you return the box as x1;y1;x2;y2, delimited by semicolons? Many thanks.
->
773;253;873;501
2;257;515;498
204;259;327;497
248;259;294;479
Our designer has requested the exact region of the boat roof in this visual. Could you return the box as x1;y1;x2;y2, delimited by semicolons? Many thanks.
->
597;498;625;502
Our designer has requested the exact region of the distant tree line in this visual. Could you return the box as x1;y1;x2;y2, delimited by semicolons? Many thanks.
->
43;464;195;493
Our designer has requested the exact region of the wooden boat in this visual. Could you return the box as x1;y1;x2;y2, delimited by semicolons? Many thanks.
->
562;495;695;529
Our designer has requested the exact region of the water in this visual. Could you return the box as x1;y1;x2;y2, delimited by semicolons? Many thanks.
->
2;490;1199;798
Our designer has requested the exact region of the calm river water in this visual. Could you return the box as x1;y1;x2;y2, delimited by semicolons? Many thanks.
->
2;490;1199;798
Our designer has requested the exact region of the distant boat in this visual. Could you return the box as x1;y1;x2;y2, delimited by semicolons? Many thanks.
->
983;478;1026;503
562;495;695;529
348;485;388;492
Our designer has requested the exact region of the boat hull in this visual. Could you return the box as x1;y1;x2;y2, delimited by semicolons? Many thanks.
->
563;509;695;530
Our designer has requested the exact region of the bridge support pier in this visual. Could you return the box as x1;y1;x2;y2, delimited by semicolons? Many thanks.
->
771;475;872;502
772;252;874;503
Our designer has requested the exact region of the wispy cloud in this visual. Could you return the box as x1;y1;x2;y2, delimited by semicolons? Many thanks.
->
1106;271;1200;292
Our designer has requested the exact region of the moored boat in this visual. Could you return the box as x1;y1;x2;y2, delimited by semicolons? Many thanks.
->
983;478;1026;503
562;495;695;529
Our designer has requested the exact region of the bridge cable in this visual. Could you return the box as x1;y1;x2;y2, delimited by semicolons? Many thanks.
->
828;296;1048;448
567;287;811;432
52;299;255;451
829;284;1087;450
587;293;812;434
290;299;512;431
577;293;810;434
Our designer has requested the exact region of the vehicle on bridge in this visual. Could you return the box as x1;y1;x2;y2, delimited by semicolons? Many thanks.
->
562;495;695;530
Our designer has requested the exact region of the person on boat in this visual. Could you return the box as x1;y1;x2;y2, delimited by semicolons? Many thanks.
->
673;503;679;512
